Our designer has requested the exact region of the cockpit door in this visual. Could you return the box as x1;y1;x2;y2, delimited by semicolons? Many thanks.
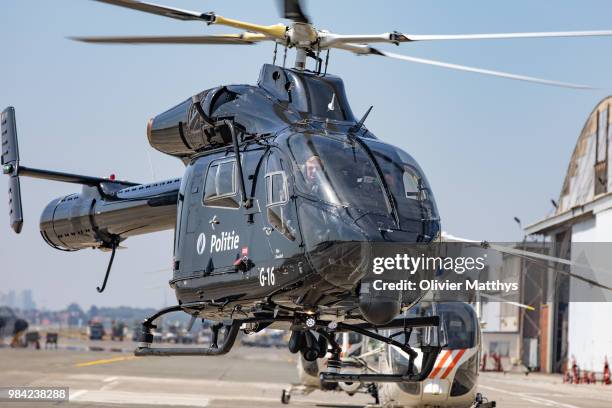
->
188;149;268;278
261;149;302;260
197;156;244;274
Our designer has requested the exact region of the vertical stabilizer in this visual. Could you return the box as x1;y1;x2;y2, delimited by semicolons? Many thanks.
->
1;107;24;233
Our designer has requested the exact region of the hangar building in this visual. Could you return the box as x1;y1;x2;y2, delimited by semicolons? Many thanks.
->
525;96;612;374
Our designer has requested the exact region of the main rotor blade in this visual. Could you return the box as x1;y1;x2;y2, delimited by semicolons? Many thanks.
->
339;44;597;90
321;30;612;47
71;34;267;45
381;50;596;89
93;0;209;21
404;30;612;42
281;0;310;24
93;0;288;40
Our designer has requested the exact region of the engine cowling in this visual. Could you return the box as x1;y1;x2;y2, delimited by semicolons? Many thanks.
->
147;87;237;161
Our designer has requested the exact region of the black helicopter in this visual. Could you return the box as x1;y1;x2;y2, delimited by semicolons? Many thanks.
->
3;0;612;387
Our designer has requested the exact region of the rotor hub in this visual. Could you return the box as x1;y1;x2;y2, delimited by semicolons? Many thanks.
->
287;22;318;48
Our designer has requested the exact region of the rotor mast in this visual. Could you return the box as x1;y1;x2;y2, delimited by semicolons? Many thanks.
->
294;48;308;70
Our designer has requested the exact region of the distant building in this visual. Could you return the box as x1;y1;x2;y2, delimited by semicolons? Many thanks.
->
480;243;547;371
6;290;17;309
20;290;36;311
526;96;612;374
0;290;36;311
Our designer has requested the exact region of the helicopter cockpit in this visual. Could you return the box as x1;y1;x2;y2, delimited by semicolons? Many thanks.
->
289;133;391;216
279;131;440;249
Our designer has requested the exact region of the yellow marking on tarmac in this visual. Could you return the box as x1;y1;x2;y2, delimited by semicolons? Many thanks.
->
74;356;139;368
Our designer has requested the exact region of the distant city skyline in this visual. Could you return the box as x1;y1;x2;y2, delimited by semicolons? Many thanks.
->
0;289;36;311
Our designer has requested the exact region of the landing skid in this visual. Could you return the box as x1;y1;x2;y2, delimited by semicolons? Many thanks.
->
134;305;242;357
280;383;378;405
133;303;443;383
280;384;315;404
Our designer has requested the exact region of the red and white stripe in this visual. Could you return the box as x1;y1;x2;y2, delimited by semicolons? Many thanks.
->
428;349;467;379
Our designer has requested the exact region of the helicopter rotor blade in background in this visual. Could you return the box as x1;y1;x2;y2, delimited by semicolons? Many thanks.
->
479;293;535;311
441;232;612;292
70;34;268;45
377;50;597;90
281;0;310;24
320;29;612;47
336;43;597;90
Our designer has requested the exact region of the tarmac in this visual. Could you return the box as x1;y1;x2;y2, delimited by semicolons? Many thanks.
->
1;339;611;407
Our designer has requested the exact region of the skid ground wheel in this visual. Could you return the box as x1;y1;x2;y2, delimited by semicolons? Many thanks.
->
281;389;291;404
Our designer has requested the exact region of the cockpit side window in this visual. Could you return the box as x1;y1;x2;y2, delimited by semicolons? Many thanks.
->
266;172;288;206
203;158;239;209
402;166;425;200
265;151;295;241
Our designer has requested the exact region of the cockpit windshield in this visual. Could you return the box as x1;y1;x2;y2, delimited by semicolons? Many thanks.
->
364;139;439;235
286;133;391;216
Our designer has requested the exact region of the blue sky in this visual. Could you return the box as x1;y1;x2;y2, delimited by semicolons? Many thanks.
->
2;0;612;309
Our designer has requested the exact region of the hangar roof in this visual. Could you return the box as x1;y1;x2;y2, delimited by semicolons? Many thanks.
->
526;96;612;235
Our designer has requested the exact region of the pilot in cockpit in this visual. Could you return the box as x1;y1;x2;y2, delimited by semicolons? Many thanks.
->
304;155;324;194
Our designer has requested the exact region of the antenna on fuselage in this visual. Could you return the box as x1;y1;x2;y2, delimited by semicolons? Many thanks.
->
350;106;374;133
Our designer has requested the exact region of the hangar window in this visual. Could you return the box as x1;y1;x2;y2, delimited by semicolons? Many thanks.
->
203;159;239;209
597;108;608;163
595;108;608;195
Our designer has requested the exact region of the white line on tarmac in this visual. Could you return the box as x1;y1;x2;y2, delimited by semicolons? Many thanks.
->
67;373;285;390
69;389;210;407
99;381;119;391
479;384;583;408
100;376;120;391
69;390;88;400
69;389;360;407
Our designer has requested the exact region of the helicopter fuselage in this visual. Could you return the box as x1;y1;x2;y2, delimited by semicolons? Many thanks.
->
164;64;441;324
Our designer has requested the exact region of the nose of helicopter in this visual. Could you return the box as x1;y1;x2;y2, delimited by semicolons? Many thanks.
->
305;238;428;324
300;204;432;324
